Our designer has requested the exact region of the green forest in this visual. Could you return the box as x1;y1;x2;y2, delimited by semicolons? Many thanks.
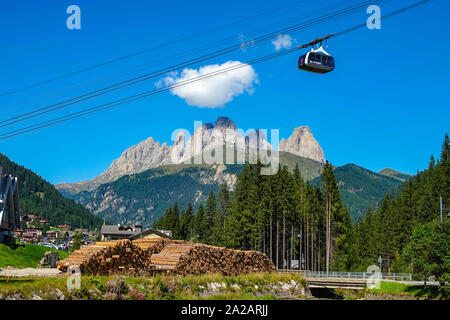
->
352;134;449;284
0;153;103;230
154;135;449;286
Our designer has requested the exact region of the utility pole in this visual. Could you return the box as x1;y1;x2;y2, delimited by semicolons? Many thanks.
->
276;220;279;269
306;215;309;270
223;214;226;246
263;226;265;255
270;214;273;262
283;211;286;269
299;225;302;270
290;225;294;269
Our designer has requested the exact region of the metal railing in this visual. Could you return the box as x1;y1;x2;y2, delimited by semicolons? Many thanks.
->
304;271;412;281
277;269;412;281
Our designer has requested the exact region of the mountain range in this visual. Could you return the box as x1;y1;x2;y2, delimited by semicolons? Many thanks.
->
55;116;410;225
56;117;325;195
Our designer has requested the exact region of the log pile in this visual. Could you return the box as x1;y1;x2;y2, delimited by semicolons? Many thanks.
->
57;238;274;276
133;238;169;255
57;239;167;275
150;240;275;275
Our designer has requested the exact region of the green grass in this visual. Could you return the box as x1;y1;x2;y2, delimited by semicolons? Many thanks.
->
49;227;68;232
0;243;70;268
368;281;448;299
0;273;307;300
0;277;69;299
335;281;448;300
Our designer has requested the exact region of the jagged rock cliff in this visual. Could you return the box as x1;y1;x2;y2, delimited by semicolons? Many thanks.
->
279;126;325;163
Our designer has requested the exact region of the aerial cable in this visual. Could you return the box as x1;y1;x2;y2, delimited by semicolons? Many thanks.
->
1;0;361;111
0;0;384;128
0;0;313;98
0;49;299;140
0;0;430;141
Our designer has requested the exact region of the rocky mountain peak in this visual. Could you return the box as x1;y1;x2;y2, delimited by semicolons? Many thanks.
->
213;116;237;130
279;125;325;163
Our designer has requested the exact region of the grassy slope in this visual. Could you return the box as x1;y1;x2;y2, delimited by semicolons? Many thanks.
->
0;243;70;268
379;168;412;182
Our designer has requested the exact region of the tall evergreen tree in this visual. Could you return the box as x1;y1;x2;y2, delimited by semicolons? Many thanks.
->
211;184;231;246
321;161;352;271
179;203;194;240
194;204;207;242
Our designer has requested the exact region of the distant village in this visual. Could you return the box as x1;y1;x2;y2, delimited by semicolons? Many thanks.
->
15;214;98;251
14;214;172;251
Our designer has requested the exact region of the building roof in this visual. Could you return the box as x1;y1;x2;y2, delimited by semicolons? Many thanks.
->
100;224;139;236
129;228;172;240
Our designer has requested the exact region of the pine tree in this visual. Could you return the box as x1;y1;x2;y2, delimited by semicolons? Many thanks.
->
71;231;82;252
166;202;180;238
439;133;450;214
321;161;351;271
205;191;218;243
194;204;207;242
179;203;194;240
211;184;231;246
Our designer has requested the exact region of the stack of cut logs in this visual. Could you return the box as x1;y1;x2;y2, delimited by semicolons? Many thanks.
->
57;239;167;275
150;240;275;275
57;239;275;276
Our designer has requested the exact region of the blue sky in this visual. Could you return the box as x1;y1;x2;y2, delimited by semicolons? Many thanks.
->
0;0;448;184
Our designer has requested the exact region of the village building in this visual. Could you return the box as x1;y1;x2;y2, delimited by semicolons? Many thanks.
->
22;214;40;222
21;232;37;243
129;228;172;240
100;224;172;241
45;230;59;241
27;227;43;236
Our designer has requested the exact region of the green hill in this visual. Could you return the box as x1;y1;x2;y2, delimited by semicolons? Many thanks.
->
0;153;103;230
73;164;241;227
0;243;69;268
379;168;412;182
311;164;404;221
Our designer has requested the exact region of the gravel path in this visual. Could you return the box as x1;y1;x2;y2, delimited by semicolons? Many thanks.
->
0;268;63;278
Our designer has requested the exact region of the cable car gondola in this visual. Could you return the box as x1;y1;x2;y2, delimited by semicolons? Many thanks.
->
298;45;335;74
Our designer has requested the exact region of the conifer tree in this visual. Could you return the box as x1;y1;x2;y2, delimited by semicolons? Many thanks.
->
179;203;194;240
211;184;231;246
205;191;217;243
194;204;207;242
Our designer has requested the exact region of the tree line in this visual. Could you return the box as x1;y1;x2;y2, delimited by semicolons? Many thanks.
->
154;134;449;281
154;160;353;271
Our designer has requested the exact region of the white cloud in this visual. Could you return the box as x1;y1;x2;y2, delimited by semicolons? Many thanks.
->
159;61;258;108
272;34;293;51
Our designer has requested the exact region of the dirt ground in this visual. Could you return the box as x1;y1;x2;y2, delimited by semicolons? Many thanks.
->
0;268;63;278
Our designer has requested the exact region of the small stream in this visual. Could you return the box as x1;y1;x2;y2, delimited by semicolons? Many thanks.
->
309;288;345;299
